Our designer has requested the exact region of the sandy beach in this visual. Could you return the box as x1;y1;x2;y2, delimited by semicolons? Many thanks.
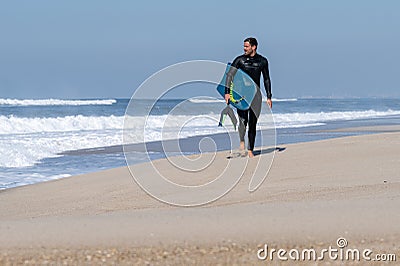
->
1;126;399;265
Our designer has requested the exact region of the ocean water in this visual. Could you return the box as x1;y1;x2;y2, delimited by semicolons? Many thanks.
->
1;97;400;190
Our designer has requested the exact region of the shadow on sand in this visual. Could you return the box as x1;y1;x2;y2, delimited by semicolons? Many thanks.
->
252;146;286;156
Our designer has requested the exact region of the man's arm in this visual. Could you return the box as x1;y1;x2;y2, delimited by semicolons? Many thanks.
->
224;57;241;104
262;58;272;108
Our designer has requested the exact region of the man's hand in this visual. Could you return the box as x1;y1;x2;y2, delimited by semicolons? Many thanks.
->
225;94;230;104
266;98;272;109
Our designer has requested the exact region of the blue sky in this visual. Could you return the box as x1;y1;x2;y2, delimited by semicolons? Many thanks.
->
1;0;399;99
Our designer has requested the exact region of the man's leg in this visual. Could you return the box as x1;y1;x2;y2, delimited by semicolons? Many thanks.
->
237;109;248;150
248;90;262;157
247;108;258;157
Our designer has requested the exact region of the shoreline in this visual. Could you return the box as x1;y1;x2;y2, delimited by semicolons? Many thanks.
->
1;127;400;263
66;124;400;156
2;124;400;193
0;119;400;191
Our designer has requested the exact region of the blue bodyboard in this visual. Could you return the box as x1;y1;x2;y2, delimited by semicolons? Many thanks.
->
216;63;257;110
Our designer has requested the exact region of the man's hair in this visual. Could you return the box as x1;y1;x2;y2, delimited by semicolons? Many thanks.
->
244;37;258;48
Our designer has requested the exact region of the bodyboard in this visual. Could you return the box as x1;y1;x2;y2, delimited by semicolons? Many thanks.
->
216;63;257;110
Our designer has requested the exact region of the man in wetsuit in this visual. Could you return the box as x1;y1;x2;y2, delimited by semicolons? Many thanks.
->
225;37;272;158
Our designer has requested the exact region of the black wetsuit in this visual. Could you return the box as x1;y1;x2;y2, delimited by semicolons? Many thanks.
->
225;53;272;151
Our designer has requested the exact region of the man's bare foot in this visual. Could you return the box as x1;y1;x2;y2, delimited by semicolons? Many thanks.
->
248;150;254;158
239;141;245;150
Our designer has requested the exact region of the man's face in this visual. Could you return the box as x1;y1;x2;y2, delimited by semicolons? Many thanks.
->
243;41;255;55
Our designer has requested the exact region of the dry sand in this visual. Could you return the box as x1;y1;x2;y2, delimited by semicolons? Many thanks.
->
1;126;399;265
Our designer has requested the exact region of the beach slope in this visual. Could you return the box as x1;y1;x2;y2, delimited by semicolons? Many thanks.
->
1;130;399;264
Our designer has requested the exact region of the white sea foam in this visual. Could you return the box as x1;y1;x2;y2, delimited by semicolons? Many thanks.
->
272;109;400;126
0;130;123;168
188;98;225;103
0;98;117;106
271;98;298;102
0;115;124;135
188;97;298;103
2;109;398;136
